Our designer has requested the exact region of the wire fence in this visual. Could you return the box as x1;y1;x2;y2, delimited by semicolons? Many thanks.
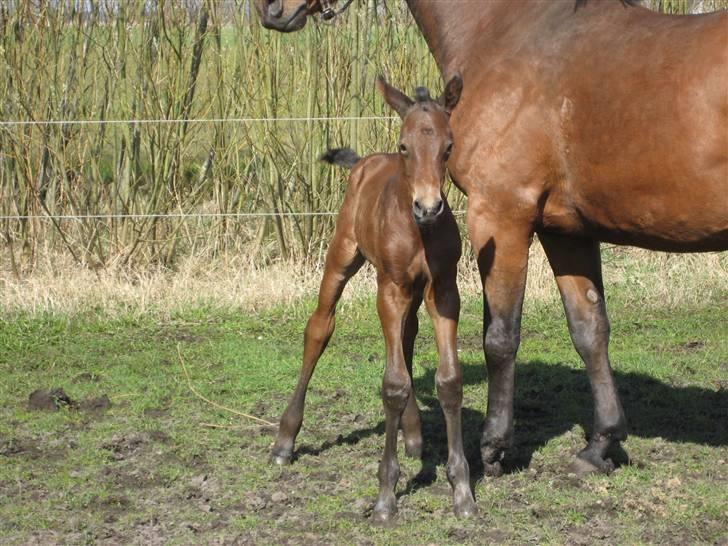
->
0;210;470;220
0;115;398;127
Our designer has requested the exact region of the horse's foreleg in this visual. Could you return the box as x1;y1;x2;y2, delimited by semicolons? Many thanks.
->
270;234;364;465
539;233;627;475
401;289;423;459
468;209;532;477
424;271;477;518
372;280;413;523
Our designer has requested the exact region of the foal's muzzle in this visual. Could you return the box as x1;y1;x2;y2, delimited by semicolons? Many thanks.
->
413;198;444;225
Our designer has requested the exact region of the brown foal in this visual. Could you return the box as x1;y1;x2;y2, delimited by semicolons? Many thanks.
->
270;75;476;521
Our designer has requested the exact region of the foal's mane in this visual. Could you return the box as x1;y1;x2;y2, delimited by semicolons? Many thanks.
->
414;87;432;103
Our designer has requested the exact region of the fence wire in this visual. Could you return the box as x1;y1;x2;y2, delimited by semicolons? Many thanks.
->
0;211;468;221
0;116;398;127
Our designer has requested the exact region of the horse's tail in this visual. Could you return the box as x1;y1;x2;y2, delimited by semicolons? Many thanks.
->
319;148;361;170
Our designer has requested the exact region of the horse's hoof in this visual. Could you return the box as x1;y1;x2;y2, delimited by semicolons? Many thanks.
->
483;460;503;478
569;454;614;477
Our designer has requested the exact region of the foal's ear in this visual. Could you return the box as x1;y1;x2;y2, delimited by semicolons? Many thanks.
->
376;76;414;119
439;73;463;114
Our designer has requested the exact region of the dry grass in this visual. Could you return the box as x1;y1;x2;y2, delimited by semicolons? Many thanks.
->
1;241;725;317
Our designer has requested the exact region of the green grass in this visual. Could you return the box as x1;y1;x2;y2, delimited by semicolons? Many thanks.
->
0;296;726;544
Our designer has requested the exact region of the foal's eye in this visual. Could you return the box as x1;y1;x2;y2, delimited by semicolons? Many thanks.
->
444;143;453;160
399;143;408;155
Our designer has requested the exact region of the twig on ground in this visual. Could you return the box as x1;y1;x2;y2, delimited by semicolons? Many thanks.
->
176;344;276;427
200;422;269;430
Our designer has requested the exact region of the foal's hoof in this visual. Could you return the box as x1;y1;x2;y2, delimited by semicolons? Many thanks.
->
569;454;614;477
269;448;293;466
371;496;397;526
404;439;423;459
453;493;478;519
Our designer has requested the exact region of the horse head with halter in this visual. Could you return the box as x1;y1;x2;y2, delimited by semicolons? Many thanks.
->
255;0;355;31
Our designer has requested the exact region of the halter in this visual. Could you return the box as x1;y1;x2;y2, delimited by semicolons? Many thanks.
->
319;0;356;21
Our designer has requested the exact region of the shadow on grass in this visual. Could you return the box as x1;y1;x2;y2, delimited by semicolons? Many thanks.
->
292;359;727;492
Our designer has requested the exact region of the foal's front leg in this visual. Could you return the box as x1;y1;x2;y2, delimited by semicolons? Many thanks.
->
401;289;424;459
372;279;414;523
424;272;477;518
271;232;364;465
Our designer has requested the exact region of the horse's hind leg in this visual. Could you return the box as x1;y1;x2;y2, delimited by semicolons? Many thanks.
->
539;233;627;475
401;289;423;458
424;272;477;518
270;233;364;465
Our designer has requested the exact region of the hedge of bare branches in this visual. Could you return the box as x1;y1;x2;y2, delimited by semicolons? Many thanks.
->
1;0;725;271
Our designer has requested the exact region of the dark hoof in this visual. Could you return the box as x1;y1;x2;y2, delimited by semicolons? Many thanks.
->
570;454;614;477
483;460;504;478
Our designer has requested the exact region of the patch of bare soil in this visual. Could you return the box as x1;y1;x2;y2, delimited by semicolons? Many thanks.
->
27;387;112;415
28;388;75;411
102;431;170;462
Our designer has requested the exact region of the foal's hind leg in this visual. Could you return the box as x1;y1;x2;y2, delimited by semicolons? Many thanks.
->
539;233;627;475
424;272;477;518
401;289;424;459
372;280;414;523
270;233;364;465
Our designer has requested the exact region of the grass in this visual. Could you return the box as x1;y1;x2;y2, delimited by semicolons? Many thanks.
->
1;293;726;544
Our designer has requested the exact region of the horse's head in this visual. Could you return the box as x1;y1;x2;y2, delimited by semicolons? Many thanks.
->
376;75;463;226
254;0;351;32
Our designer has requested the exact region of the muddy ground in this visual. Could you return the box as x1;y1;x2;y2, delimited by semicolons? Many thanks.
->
1;302;726;544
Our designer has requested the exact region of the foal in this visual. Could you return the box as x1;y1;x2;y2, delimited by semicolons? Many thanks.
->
271;75;475;521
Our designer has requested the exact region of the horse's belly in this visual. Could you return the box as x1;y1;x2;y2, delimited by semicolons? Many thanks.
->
543;177;728;252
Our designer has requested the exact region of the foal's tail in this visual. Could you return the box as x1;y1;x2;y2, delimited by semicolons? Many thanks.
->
319;148;361;170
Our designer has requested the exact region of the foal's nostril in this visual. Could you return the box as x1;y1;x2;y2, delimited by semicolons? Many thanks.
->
412;199;444;223
431;199;444;217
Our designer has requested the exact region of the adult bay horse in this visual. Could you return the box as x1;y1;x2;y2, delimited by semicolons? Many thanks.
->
255;0;728;476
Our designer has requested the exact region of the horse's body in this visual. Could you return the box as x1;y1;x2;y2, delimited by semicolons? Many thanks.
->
421;0;727;252
271;78;476;521
257;0;728;476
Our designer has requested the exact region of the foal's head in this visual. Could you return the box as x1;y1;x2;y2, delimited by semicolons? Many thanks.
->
376;75;463;226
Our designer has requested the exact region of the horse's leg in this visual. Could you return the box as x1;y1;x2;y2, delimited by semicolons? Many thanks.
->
424;272;477;518
372;279;413;523
270;233;365;465
468;209;532;477
539;233;627;474
401;288;423;459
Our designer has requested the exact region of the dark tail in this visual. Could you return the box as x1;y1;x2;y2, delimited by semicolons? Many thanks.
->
319;148;361;170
